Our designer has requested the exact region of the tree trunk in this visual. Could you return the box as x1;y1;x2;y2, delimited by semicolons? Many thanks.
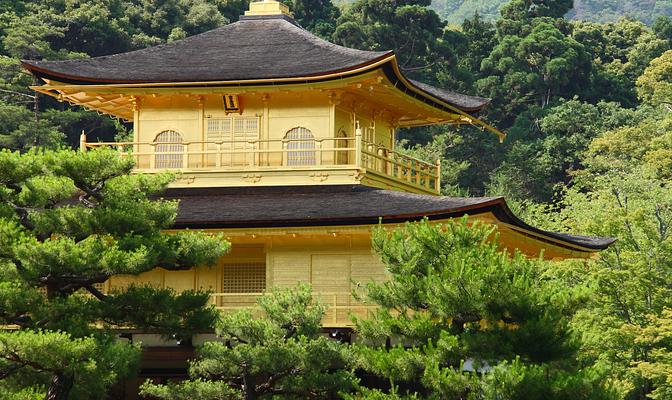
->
45;372;74;400
243;372;256;400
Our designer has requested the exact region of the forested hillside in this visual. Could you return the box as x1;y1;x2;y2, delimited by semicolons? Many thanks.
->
431;0;672;25
0;0;672;398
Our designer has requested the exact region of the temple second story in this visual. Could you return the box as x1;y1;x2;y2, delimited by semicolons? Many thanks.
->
22;0;504;195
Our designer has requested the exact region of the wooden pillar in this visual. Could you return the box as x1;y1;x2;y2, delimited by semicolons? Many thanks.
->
262;94;270;166
355;121;362;169
198;95;205;168
132;96;140;166
79;131;87;152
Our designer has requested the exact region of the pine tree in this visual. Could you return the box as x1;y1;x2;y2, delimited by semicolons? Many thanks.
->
141;284;357;399
348;218;609;399
0;148;229;399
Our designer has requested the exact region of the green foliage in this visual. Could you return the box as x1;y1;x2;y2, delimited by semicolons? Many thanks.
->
351;218;607;398
0;330;139;399
478;18;591;119
401;2;671;202
0;148;229;398
282;0;341;38
653;16;672;41
141;284;357;399
332;0;457;83
529;97;672;398
636;50;672;107
631;308;672;400
567;0;672;26
493;99;648;201
581;112;672;179
550;171;672;398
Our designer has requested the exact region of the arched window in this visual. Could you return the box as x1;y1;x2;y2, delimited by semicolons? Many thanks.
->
284;127;315;166
336;129;350;165
154;130;184;169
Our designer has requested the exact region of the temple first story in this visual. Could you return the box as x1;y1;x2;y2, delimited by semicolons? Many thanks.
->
101;184;613;399
100;185;613;332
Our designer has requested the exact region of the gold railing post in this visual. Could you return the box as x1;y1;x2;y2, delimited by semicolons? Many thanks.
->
183;142;189;168
415;161;421;186
386;150;392;175
216;143;222;167
316;140;323;166
355;126;362;169
248;142;255;167
435;159;441;193
282;140;288;166
149;143;156;169
406;159;412;182
377;147;385;173
79;131;87;152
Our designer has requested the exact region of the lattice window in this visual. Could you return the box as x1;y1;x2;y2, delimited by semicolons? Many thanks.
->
206;116;259;150
222;263;266;293
154;130;184;168
285;127;316;166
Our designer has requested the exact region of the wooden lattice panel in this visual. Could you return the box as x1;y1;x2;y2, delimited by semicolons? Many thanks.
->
285;127;316;166
154;130;184;168
222;263;266;293
207;117;259;149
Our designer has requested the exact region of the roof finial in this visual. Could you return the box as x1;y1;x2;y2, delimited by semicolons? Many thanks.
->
245;0;292;17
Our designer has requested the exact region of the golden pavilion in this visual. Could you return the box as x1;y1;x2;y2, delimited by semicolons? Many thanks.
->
23;0;613;394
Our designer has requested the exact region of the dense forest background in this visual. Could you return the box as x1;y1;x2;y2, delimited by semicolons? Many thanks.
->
0;0;671;398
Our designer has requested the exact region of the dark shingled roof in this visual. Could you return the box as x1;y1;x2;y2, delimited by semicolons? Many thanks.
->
409;79;490;112
22;14;490;113
162;185;615;251
24;15;389;84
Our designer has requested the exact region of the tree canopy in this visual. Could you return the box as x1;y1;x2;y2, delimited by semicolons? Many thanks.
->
0;148;229;399
348;218;609;399
141;284;357;399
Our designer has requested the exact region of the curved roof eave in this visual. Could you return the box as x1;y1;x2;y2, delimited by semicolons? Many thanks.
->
163;185;615;253
21;52;396;86
23;55;499;122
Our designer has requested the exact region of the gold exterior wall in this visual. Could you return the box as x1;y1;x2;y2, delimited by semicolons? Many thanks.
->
104;214;598;328
107;230;387;327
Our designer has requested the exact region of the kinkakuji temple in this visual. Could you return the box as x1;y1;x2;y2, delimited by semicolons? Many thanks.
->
23;0;613;396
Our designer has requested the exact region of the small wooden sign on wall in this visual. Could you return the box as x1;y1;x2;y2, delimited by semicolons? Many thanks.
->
223;94;241;114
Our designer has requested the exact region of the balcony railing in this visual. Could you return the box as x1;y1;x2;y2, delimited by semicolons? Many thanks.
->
210;292;377;327
81;131;441;194
361;142;441;193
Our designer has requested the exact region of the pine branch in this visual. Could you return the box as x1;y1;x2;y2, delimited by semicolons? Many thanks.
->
84;284;108;301
255;367;301;395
